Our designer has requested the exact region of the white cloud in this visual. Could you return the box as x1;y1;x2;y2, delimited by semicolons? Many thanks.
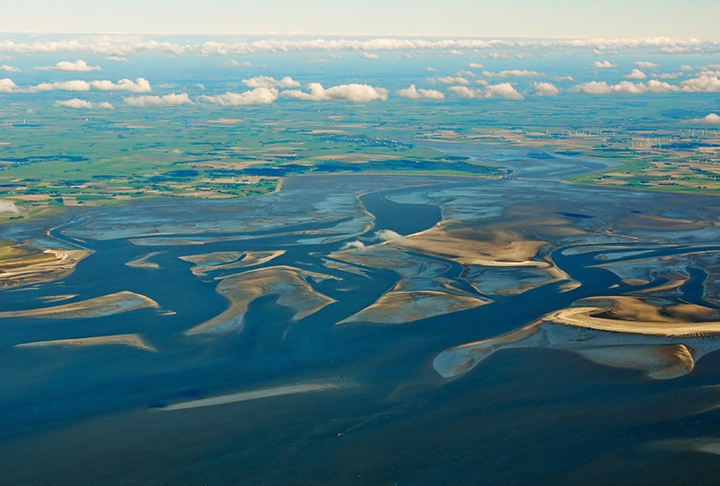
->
645;80;680;92
485;83;524;99
571;81;647;94
593;60;617;68
242;76;300;89
54;59;101;72
679;65;694;72
124;93;192;107
28;80;91;92
571;79;683;94
200;88;279;106
0;65;20;73
532;82;559;96
552;75;574;82
456;69;476;78
220;59;251;67
656;72;683;79
89;78;152;92
431;76;470;85
426;66;438;72
634;61;659;69
680;75;720;92
54;98;113;109
487;52;508;59
449;83;523;100
0;78;17;92
397;84;444;100
468;63;484;69
106;56;128;62
282;83;388;102
24;78;151;93
448;49;464;55
342;240;365;250
694;113;720;124
625;69;647;79
482;69;542;78
361;52;378;59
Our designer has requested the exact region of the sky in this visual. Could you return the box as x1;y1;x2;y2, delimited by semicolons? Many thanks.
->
1;0;719;40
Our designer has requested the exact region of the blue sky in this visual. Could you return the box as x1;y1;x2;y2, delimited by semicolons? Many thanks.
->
2;0;719;39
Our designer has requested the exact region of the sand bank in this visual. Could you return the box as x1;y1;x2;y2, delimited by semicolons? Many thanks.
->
185;266;336;335
0;291;159;319
15;334;155;351
161;381;348;411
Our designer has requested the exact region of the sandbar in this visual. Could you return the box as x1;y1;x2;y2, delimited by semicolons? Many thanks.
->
0;291;159;319
14;334;156;351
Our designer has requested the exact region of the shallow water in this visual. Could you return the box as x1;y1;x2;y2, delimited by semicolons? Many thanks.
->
2;167;720;484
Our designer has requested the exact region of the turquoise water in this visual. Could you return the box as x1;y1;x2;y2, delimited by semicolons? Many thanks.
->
1;169;720;484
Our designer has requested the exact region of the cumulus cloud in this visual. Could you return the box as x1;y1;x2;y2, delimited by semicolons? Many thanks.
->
0;78;17;92
449;83;523;100
468;63;484;69
200;88;279;106
54;59;101;72
220;59;251;67
482;69;543;78
282;83;388;102
571;79;682;94
242;76;300;89
106;56;128;62
124;93;192;107
431;76;470;85
532;82;559;96
54;98;113;109
693;113;720;124
634;61;659;69
426;66;438;72
361;52;378;59
593;60;617;68
625;69;647;79
89;78;151;92
0;65;20;72
679;65;694;72
24;77;151;93
397;84;444;100
552;75;574;82
0;200;20;214
679;75;720;92
28;80;91;92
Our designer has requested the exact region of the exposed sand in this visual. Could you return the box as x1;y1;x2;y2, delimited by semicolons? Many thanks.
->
338;290;490;324
185;266;336;335
125;252;162;269
14;334;156;351
180;250;285;276
0;291;159;319
160;381;349;411
0;249;91;289
545;296;720;337
433;296;720;380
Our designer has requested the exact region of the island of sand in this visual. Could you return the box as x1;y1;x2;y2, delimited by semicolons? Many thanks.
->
185;265;336;335
0;248;91;289
15;334;156;351
434;296;720;381
0;291;159;319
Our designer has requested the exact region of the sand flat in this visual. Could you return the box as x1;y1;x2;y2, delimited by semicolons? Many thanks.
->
180;250;285;276
161;381;349;411
338;290;490;324
186;266;336;335
14;334;155;351
0;249;92;289
0;291;159;319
